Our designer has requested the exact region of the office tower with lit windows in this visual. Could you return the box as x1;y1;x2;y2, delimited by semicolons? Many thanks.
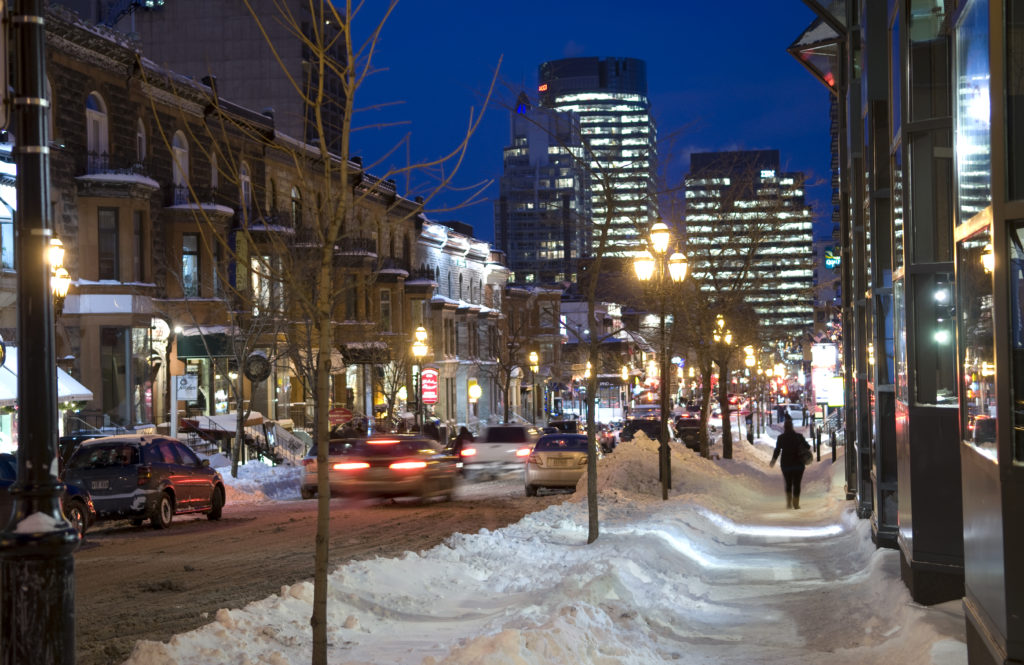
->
537;57;656;258
494;93;591;284
684;150;814;340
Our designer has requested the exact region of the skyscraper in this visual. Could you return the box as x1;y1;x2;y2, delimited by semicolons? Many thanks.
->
684;150;814;341
537;57;656;258
494;93;591;284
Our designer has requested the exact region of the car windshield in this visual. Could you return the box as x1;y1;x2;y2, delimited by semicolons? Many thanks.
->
483;427;530;443
68;444;140;469
307;440;355;457
534;435;588;452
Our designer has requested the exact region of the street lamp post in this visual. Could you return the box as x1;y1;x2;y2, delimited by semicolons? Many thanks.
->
0;2;81;661
411;326;428;430
634;221;687;501
713;314;734;455
528;351;539;425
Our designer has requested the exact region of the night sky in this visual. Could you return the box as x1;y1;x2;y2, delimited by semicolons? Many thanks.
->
350;1;831;244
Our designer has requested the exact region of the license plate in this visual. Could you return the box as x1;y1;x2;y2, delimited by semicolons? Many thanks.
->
91;479;109;490
549;459;570;468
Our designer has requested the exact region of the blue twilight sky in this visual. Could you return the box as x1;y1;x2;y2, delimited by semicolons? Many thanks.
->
349;1;831;244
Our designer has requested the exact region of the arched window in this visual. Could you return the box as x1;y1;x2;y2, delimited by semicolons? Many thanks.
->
86;92;108;171
290;187;302;225
135;118;146;165
240;162;252;210
171;130;189;187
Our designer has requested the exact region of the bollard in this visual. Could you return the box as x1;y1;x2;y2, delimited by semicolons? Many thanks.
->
830;429;837;462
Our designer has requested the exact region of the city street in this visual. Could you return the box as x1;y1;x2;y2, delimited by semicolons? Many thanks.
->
74;474;564;665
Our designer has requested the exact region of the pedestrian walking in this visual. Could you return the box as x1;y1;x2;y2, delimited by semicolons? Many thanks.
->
451;426;474;456
769;414;811;509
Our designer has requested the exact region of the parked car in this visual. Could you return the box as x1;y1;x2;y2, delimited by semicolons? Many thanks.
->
462;425;540;477
299;438;356;499
314;435;458;501
618;419;662;442
64;434;225;529
0;452;96;538
525;433;590;496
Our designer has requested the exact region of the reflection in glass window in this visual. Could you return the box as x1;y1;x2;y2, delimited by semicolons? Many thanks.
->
958;229;996;460
895;279;909;403
1007;2;1024;199
913;272;957;404
954;0;992;224
1009;223;1024;463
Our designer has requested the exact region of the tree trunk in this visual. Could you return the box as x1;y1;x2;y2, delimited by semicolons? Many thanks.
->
718;363;733;459
699;364;714;458
586;301;599;543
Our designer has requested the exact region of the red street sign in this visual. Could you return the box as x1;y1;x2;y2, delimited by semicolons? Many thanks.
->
329;407;353;425
421;368;439;405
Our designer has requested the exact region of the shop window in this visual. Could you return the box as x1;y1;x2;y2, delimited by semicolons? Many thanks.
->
182;233;200;297
0;205;12;270
1009;223;1024;463
912;272;957;404
1007;1;1024;199
958;228;995;460
100;327;128;426
98;208;119;280
954;0;992;224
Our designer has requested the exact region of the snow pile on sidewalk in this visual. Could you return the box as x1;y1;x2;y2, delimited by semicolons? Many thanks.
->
124;433;967;665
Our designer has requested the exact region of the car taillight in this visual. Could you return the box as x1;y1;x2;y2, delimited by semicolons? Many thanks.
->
528;453;542;466
334;462;370;471
389;461;427;470
516;447;531;457
137;465;152;486
460;447;477;457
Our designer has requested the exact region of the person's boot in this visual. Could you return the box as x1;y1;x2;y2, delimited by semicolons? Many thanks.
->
785;491;792;509
793;495;800;509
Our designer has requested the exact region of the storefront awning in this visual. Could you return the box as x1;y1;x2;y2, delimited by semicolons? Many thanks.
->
0;347;94;406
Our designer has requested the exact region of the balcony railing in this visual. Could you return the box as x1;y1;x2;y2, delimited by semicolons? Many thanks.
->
83;152;150;178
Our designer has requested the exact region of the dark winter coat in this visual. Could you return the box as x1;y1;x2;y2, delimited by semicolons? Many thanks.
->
772;429;810;469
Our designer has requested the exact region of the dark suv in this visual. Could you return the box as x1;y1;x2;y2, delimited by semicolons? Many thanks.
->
618;419;662;442
65;435;225;529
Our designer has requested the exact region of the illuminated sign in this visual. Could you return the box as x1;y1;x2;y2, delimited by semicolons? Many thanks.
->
421;367;439;405
760;169;776;178
538;83;548;92
824;246;840;270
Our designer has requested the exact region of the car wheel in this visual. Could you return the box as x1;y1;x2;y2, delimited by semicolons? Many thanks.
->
65;499;87;538
525;484;538;497
300;486;315;500
150;492;174;530
207;486;224;521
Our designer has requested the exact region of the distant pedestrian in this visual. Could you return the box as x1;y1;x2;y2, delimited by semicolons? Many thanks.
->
451;426;474;457
769;414;811;509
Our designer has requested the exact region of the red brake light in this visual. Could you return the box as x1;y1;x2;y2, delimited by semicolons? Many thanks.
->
516;447;531;457
390;461;427;470
460;447;477;457
369;439;399;445
334;462;370;471
137;465;152;486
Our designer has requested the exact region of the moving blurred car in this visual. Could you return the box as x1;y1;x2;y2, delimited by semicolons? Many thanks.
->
618;419;662;442
461;424;540;477
596;424;617;453
317;435;458;501
0;452;96;538
299;438;356;499
64;434;225;529
524;433;589;496
548;420;581;434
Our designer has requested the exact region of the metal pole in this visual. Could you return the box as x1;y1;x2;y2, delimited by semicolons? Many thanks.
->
659;290;670;500
0;2;79;663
